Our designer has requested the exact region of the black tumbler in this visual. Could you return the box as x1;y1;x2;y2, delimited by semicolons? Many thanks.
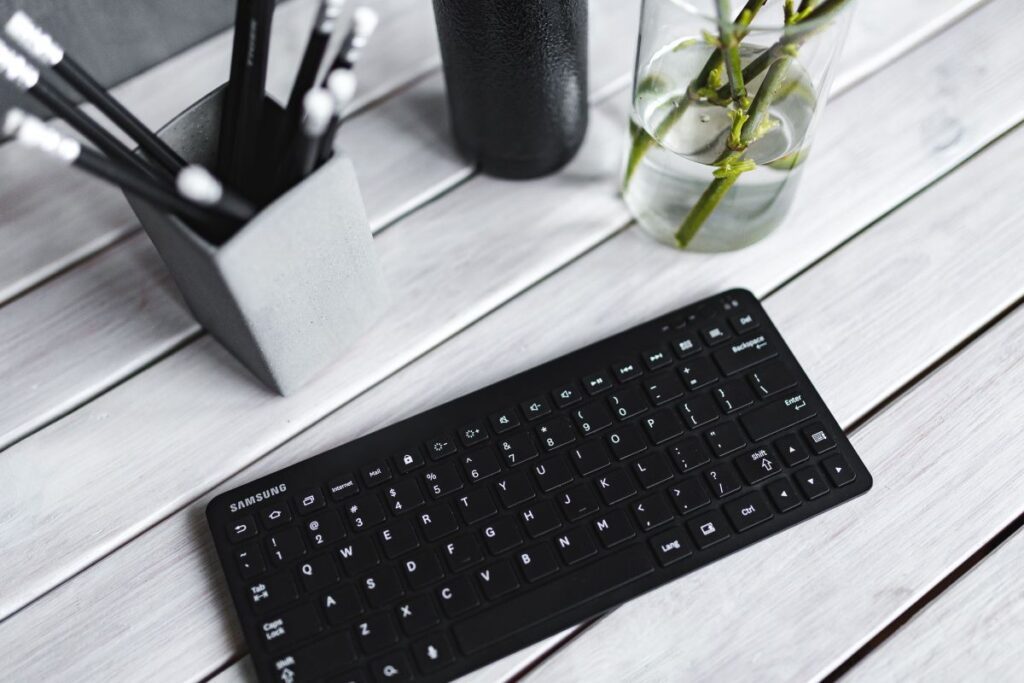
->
431;0;588;179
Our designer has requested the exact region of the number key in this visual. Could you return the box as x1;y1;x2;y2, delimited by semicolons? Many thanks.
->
536;416;576;451
305;509;346;548
572;402;613;436
423;461;464;499
266;528;305;565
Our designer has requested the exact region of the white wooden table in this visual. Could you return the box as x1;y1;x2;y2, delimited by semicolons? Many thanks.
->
2;0;1022;680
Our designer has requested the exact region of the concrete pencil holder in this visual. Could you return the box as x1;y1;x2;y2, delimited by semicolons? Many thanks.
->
125;87;389;395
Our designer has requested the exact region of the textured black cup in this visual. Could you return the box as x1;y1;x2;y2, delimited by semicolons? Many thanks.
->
431;0;589;179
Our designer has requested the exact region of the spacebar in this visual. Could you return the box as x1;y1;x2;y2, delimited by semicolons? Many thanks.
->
453;547;656;654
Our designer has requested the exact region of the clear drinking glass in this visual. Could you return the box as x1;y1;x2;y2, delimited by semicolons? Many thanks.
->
621;0;855;251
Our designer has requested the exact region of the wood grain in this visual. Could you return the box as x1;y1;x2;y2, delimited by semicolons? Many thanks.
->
847;527;1024;682
1;3;1020;679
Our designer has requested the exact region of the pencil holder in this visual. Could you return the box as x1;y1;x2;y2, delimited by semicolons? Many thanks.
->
125;87;389;395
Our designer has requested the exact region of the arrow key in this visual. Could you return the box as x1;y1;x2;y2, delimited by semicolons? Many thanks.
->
822;453;856;487
774;434;810;467
765;477;802;512
795;466;830;500
413;633;455;674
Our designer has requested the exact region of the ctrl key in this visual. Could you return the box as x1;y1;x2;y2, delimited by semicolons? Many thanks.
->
649;527;693;566
259;603;322;651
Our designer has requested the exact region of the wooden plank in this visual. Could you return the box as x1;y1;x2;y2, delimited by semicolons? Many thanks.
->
847;527;1024;681
0;0;441;304
0;4;1018;679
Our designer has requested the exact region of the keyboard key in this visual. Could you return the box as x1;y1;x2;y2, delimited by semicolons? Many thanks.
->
370;652;413;681
679;356;718;390
668;478;711;515
379;518;420;559
748;360;797;398
633;453;674;489
803;422;837;454
347;495;387;531
607;386;649;420
714;334;777;376
573;402;613;436
497;432;539;467
704;464;742;498
555;527;598;565
422;461;464;499
327;474;360;501
796;466;830;499
361;461;392;488
235;543;265;579
594;509;636;548
612;358;643;382
457;420;489;448
260;602;322;651
724;490;774;532
298;554;339;592
517;544;560;583
775;433;811;467
521;500;562;537
704;421;747;457
537;416;576;451
552;383;583;409
533;456;575;492
460;448;501;484
680;394;720;429
521;396;552;421
246;572;298;613
323;583;364;625
437;574;479;617
582;371;614;395
672;335;701;359
730;311;758;334
482;517;524;555
687;510;731;549
765;477;802;512
456;547;655;653
734;446;784;485
266;528;305;565
569;440;612;476
412;633;456;674
490;408;520;434
362;566;404;607
741;390;816;440
293;489;326;515
227;515;258;543
383;479;425;515
642;347;672;371
596;468;638;506
477;560;520;600
394;449;425;474
701;323;732;346
822;454;856;487
495;471;536;508
456;489;498;524
424;434;457;460
338;535;380;576
396;594;440;636
633;493;675;531
557;483;601;521
650;527;693;566
644;409;685;444
283;632;358;680
260;504;292;530
418;505;459;542
713;379;755;413
643;372;685;406
354;613;398;655
607;423;648;459
667;436;712;473
401;550;445;590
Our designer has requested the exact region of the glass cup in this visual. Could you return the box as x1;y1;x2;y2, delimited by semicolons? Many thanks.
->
621;0;855;251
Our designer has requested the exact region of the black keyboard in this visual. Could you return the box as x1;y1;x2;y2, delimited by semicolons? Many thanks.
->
207;289;872;682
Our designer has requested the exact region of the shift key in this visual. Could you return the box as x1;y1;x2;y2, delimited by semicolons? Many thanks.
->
714;334;777;376
740;391;816;441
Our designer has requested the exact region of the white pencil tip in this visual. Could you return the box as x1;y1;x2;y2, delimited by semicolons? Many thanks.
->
0;36;40;89
2;107;26;136
302;88;334;135
353;7;379;37
177;165;224;206
326;70;357;112
5;11;64;66
7;109;80;162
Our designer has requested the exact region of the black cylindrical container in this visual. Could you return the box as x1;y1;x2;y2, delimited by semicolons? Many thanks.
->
431;0;588;179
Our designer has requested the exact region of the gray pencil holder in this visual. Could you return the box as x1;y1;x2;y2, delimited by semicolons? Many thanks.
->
125;87;389;395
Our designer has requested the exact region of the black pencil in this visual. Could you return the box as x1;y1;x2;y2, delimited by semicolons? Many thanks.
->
5;11;187;174
0;37;168;182
219;0;275;194
326;6;378;76
176;165;256;224
282;0;345;140
317;69;356;164
275;88;333;195
4;109;239;242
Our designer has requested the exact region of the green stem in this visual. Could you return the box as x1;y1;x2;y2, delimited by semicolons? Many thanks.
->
716;0;748;105
676;169;742;248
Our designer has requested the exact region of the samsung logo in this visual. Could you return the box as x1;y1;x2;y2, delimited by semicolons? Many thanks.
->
230;483;288;512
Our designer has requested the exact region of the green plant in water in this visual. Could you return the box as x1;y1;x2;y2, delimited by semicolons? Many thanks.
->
623;0;851;248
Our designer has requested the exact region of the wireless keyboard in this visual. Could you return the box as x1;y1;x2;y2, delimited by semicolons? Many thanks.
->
207;289;872;682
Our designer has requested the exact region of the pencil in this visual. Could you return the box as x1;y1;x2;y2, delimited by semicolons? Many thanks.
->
282;0;346;138
177;165;256;224
317;69;356;163
5;11;187;174
219;0;275;194
0;38;168;182
275;88;333;194
327;7;378;75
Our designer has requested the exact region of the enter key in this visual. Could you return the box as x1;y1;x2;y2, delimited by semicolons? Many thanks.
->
740;390;817;441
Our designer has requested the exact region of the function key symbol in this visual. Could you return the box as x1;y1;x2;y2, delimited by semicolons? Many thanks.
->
301;495;315;507
700;522;716;536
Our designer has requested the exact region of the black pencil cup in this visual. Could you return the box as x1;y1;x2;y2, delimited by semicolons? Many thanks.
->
431;0;589;179
125;87;389;395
